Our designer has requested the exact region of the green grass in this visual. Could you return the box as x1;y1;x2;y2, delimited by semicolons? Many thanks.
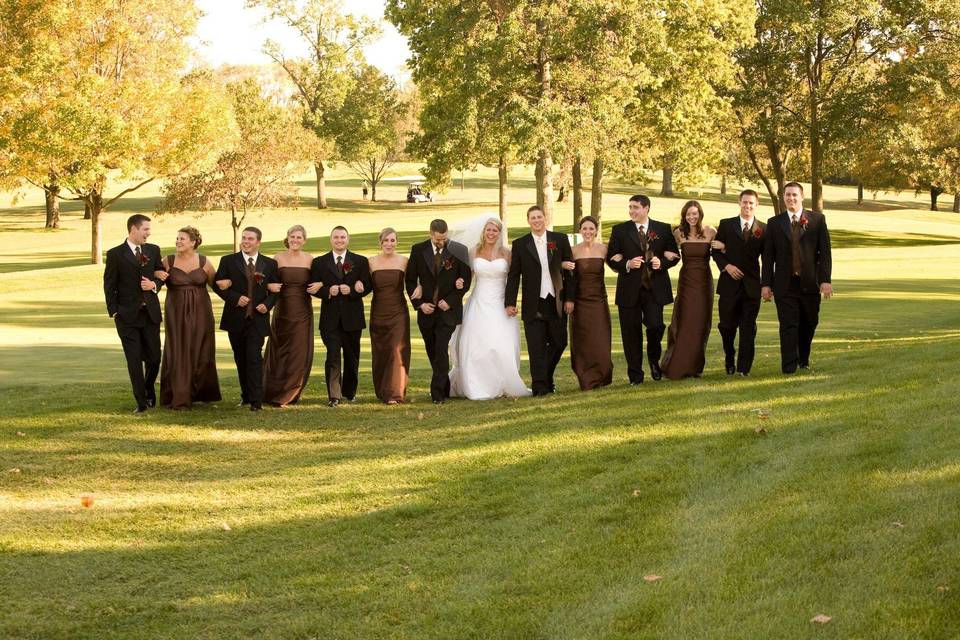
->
2;164;960;639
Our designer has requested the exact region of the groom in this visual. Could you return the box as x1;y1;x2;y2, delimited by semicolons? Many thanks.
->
406;219;472;404
103;214;165;413
505;205;576;396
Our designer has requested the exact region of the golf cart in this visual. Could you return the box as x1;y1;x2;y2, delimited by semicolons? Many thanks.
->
406;182;433;203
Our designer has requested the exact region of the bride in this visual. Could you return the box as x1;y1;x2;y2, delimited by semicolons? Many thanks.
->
449;216;531;400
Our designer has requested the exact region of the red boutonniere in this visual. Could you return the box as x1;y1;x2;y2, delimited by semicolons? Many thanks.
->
442;258;455;270
253;272;265;284
800;215;809;229
547;241;557;251
646;230;659;241
342;261;354;275
138;252;150;267
753;226;763;238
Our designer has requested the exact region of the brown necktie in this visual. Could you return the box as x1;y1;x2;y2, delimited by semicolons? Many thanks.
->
743;221;751;242
790;215;802;276
336;254;344;277
432;247;441;303
246;256;255;318
135;246;146;306
638;225;651;290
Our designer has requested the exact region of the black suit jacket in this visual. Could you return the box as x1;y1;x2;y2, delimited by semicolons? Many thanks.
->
103;242;164;324
713;216;767;299
405;239;472;326
213;252;279;337
605;219;679;307
761;210;832;297
310;251;371;332
504;231;576;319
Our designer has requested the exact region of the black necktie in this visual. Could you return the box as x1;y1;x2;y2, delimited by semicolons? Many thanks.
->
336;255;344;277
743;221;751;242
433;248;442;303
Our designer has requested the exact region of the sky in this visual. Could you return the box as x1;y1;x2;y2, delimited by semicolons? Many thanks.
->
193;0;411;80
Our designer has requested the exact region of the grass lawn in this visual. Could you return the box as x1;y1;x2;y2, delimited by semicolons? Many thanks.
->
1;165;959;639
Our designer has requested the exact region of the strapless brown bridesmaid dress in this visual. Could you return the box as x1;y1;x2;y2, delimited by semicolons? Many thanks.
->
661;242;714;379
570;257;613;390
264;267;314;406
159;255;221;409
369;269;411;403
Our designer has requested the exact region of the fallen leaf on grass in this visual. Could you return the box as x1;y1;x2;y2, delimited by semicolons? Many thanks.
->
810;614;832;624
892;521;904;528
7;468;21;474
16;431;25;437
754;426;767;435
221;522;232;531
643;574;662;583
632;489;642;497
937;585;950;593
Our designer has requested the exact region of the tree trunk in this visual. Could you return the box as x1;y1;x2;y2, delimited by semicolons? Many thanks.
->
44;181;61;229
83;201;91;220
953;192;960;213
810;132;825;213
498;155;508;225
460;169;465;191
537;151;554;227
87;190;105;264
535;18;553;226
231;205;240;253
857;180;864;205
534;160;544;209
720;172;728;196
661;164;674;197
572;156;583;226
930;186;943;211
314;161;327;209
371;179;378;202
590;157;604;233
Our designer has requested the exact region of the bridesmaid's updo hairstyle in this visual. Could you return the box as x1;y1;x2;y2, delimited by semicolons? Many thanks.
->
678;200;705;240
178;226;202;249
284;224;307;249
379;227;397;244
578;216;599;231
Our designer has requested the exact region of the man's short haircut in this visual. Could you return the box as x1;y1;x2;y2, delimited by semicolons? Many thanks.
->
739;189;759;201
127;214;151;231
629;194;651;208
429;219;448;233
526;205;544;217
331;225;348;236
242;226;262;241
784;181;804;194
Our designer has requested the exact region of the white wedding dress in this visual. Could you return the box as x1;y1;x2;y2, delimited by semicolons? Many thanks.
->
449;257;531;400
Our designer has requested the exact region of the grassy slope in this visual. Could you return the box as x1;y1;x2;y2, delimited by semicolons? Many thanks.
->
1;165;959;639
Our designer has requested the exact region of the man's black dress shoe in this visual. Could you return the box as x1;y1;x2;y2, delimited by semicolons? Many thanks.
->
432;399;444;405
726;365;736;375
328;398;340;407
145;398;156;408
250;403;262;412
738;371;750;377
650;364;663;381
133;405;147;414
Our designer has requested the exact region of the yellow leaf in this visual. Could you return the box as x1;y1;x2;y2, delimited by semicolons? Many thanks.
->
643;574;662;582
810;614;832;624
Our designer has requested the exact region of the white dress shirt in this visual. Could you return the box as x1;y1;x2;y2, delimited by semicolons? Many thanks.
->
740;216;755;233
128;240;157;293
242;251;259;266
533;232;555;299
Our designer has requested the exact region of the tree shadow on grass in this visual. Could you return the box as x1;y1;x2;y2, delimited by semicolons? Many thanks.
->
3;359;959;639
